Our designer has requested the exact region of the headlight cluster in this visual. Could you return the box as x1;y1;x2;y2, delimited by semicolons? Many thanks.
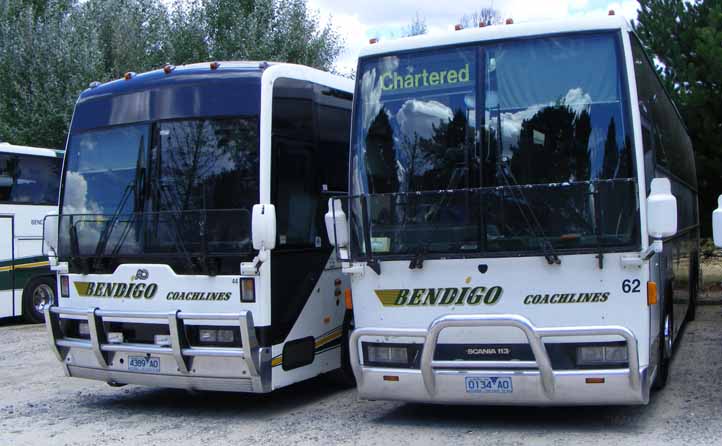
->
576;345;628;366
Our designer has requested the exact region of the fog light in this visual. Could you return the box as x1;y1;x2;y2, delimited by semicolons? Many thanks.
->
368;346;408;364
107;332;124;344
217;329;234;343
154;334;171;346
240;278;255;303
199;329;217;343
78;321;89;336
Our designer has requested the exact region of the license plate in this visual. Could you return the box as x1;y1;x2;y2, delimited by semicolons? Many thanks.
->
465;376;513;393
128;356;160;373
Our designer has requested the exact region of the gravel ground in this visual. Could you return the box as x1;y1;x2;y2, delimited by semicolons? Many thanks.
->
2;306;722;446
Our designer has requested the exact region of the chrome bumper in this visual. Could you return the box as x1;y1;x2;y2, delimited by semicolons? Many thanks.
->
350;314;649;406
44;305;272;393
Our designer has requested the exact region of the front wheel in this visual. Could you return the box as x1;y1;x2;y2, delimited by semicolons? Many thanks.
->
22;276;56;324
326;311;356;387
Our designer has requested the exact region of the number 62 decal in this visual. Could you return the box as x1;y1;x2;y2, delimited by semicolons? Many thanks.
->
622;279;641;293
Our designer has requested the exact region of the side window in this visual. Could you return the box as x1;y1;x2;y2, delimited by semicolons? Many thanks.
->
316;86;352;193
631;35;696;188
0;154;14;202
0;153;61;205
272;78;318;248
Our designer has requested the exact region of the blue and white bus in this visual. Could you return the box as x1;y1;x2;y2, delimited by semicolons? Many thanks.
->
43;62;356;393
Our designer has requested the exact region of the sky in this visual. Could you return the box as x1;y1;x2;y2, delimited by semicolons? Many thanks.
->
306;0;640;74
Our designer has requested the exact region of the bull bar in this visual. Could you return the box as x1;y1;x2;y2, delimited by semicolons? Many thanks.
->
349;313;647;405
44;304;271;393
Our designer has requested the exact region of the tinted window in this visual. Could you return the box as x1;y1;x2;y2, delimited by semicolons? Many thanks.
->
0;153;61;205
63;125;150;215
317;86;352;193
483;33;633;185
272;79;352;248
273;79;318;248
631;35;696;188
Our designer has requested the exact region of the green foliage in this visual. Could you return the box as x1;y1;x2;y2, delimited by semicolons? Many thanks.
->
635;0;722;236
0;0;343;148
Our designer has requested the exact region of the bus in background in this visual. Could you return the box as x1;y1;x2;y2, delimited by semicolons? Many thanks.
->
326;15;699;405
43;62;355;393
0;142;63;323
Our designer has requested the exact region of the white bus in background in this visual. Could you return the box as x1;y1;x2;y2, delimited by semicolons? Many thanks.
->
44;62;355;393
327;15;701;405
0;142;63;323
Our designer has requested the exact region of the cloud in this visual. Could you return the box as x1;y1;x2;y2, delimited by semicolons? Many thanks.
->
309;1;641;72
395;99;454;140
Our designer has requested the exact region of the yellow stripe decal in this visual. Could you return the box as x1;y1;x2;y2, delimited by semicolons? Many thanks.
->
272;326;343;368
0;260;49;272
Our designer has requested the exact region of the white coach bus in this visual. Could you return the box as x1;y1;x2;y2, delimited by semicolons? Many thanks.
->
0;142;63;323
326;16;701;405
43;62;355;393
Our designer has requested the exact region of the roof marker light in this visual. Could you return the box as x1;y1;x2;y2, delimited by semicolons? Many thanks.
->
506;18;514;25
163;64;174;74
210;61;220;70
369;38;378;44
454;24;463;31
124;72;136;80
609;9;616;15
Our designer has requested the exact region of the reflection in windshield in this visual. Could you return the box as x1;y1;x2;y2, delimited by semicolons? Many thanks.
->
352;32;639;257
61;117;259;258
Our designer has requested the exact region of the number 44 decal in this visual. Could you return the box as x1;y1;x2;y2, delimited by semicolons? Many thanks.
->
622;279;641;293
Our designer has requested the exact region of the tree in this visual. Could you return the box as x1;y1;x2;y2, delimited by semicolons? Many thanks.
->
460;7;502;28
635;0;722;236
202;0;343;71
0;0;345;148
402;12;427;37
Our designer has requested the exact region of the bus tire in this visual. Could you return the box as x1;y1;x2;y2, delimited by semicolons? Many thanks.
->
652;297;673;391
22;276;56;324
327;312;356;388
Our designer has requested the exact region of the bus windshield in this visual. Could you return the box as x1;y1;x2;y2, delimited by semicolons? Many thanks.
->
59;116;258;260
350;32;639;259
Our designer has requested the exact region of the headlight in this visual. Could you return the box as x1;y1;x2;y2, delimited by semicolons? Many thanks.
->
107;332;124;344
363;343;421;368
577;345;628;366
198;328;235;344
368;345;408;364
78;321;90;337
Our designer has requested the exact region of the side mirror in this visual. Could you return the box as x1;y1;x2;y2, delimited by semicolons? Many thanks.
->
252;204;276;251
42;214;59;257
325;198;349;248
714;195;722;248
647;178;677;251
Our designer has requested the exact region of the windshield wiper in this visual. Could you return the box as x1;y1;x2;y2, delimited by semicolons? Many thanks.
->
494;112;560;265
497;159;561;265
